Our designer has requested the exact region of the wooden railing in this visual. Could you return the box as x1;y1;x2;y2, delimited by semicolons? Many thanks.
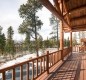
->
48;50;61;69
0;47;71;80
63;47;72;57
72;45;86;52
72;45;80;52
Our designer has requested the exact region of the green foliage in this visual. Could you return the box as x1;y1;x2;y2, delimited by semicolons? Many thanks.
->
0;26;2;34
24;33;30;50
72;39;77;46
43;39;50;48
29;41;36;53
72;33;78;46
43;38;58;48
49;14;60;48
0;26;6;55
64;38;70;47
5;26;15;57
18;0;43;55
50;14;58;39
5;40;15;55
37;36;43;49
18;0;43;33
0;33;6;54
7;26;14;40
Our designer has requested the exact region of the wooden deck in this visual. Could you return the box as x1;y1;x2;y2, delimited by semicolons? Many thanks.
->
42;52;86;80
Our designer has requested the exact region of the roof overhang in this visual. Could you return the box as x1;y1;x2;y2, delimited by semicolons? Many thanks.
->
39;0;86;32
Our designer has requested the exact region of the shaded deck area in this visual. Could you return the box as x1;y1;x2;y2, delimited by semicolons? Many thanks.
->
44;52;86;80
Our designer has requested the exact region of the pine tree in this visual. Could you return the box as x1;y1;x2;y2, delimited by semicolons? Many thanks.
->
18;0;43;56
50;14;60;49
0;26;6;55
5;26;15;58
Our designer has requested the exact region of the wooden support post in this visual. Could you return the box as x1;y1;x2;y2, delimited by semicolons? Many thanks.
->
70;31;72;53
47;51;49;74
59;0;64;61
60;21;64;61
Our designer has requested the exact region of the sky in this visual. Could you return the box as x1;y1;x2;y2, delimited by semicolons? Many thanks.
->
0;0;52;41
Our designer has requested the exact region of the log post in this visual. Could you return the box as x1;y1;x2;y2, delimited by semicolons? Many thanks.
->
60;21;64;61
47;51;49;74
70;31;72;53
59;0;64;61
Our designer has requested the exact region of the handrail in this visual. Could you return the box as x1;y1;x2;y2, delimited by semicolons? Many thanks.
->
0;47;71;80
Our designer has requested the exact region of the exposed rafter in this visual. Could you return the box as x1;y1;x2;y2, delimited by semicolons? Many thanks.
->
64;5;86;17
65;0;70;2
53;0;61;14
69;4;86;13
40;0;71;30
40;0;86;32
72;27;86;32
72;24;86;28
70;15;86;21
63;0;70;24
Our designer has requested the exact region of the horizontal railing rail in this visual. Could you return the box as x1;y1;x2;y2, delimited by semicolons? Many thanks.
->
0;47;71;80
48;50;61;69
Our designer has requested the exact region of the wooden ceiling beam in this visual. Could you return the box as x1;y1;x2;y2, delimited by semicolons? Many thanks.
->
64;5;86;17
65;0;70;2
69;4;86;13
40;0;71;30
72;29;86;32
63;29;71;32
72;27;86;32
72;27;86;30
53;0;61;14
63;0;70;24
72;24;86;28
70;15;86;21
64;4;86;17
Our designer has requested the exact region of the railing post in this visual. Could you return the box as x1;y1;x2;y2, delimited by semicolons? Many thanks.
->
2;72;5;80
12;68;15;80
47;51;49;74
20;65;23;80
61;50;63;61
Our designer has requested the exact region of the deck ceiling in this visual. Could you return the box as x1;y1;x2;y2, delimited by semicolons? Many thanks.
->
40;0;86;32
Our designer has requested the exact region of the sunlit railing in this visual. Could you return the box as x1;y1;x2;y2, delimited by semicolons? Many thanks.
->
0;47;71;80
72;45;80;52
72;45;86;52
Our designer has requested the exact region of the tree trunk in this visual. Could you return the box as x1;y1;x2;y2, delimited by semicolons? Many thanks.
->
33;4;39;56
34;21;39;56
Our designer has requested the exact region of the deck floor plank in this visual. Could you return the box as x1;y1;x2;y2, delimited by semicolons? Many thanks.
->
37;52;86;80
49;53;84;80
